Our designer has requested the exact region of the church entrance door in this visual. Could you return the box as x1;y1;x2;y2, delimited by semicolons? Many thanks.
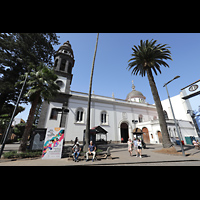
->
120;122;129;143
142;127;150;144
157;131;162;143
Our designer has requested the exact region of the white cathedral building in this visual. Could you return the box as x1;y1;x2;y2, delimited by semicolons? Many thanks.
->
38;41;198;145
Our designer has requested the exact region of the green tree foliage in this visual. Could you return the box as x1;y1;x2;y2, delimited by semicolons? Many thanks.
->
18;63;60;152
0;33;60;114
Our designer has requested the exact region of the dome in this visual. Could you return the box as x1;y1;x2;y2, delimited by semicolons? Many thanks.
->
126;81;146;102
58;41;72;51
55;41;74;58
126;90;146;100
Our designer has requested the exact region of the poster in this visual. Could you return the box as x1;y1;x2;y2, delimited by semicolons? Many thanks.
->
42;127;64;159
30;128;47;151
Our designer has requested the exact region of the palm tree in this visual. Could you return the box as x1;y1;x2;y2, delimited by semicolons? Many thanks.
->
83;33;99;152
127;39;173;148
18;63;60;152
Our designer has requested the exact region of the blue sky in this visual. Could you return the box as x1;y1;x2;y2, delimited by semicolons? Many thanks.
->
17;33;200;121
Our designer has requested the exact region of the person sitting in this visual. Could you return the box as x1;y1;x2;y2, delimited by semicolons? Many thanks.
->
193;140;200;149
86;141;96;162
72;142;81;162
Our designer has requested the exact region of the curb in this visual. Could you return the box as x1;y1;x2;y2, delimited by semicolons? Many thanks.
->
64;159;200;166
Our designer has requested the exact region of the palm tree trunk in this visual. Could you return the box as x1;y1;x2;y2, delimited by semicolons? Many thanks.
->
18;92;40;152
147;68;173;148
83;33;99;152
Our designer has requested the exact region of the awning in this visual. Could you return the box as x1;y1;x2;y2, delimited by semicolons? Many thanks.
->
91;126;108;134
132;128;143;134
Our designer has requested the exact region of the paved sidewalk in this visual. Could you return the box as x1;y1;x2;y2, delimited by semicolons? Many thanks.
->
0;143;200;166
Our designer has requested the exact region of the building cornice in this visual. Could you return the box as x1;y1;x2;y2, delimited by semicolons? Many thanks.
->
70;90;156;110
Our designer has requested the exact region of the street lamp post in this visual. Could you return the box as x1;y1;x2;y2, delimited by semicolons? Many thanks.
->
0;59;28;158
163;76;185;156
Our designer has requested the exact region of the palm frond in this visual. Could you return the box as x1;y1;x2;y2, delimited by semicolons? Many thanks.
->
23;62;59;102
127;39;172;77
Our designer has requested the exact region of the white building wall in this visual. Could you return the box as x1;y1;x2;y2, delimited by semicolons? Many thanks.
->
65;99;87;142
137;120;161;144
43;91;198;145
45;102;63;128
63;92;158;143
178;120;197;143
161;94;193;122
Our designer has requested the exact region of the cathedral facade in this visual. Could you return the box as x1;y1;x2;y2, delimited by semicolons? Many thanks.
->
38;41;198;145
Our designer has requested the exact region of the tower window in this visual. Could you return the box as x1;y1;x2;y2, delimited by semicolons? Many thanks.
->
54;59;58;69
60;59;66;71
67;62;72;74
56;80;64;88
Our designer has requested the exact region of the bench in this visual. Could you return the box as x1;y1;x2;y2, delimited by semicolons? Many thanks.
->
96;146;112;159
192;141;200;150
194;145;200;150
68;146;112;161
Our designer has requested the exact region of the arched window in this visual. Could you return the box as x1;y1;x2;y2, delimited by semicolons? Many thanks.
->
76;108;84;123
60;59;66;71
174;128;178;137
67;62;72;74
54;59;58;68
101;111;108;125
168;127;172;137
138;114;143;123
163;110;168;119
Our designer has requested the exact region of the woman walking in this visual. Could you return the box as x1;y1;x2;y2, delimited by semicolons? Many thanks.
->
128;138;133;156
133;138;138;157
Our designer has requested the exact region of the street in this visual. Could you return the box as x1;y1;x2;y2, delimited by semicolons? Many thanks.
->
0;143;200;166
0;143;20;152
134;160;200;166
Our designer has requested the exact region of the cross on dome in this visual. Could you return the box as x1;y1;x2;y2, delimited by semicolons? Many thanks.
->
132;80;135;90
126;80;146;102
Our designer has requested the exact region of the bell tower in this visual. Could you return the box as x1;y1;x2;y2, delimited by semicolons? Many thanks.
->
38;41;75;129
54;41;75;94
